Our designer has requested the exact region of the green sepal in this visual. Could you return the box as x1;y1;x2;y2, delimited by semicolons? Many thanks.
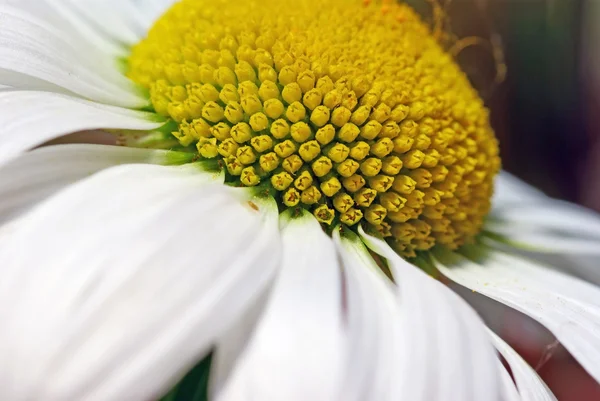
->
159;353;213;401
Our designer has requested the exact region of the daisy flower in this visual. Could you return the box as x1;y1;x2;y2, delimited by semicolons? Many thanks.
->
1;0;599;400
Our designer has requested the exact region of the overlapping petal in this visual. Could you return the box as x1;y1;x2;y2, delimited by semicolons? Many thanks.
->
214;211;345;401
0;91;165;166
434;248;600;384
0;164;281;401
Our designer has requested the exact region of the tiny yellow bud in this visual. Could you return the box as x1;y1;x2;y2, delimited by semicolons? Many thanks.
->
250;135;274;153
323;89;343;109
391;104;410;122
320;176;342;197
168;102;189;123
380;192;407;212
333;192;354;213
282;83;303;104
342;174;366;192
297;70;316;93
290;122;312;142
283;188;301;207
282;154;304;174
225;156;244;176
258;63;278;82
236;145;257;165
311;156;333;177
235;60;257;82
387;209;412;223
214;66;237;86
316;76;335;94
409;168;433;188
403;149;425;169
354;187;377;207
271;119;290;139
370;138;394;158
224;101;244;124
360;157;382;177
218;138;239;157
315;124;336;145
197;137;219;158
381;155;403;175
406;190;425;208
380;121;401;139
249;112;269;132
314;205;336;225
298;140;321;162
274;140;297;158
365;204;388;225
238;81;259;97
210;122;231;141
241;95;263;115
172;126;195;146
294;170;314;191
231;122;253;143
202;101;224;123
393;135;414;154
301;186;322;205
271;172;294;191
336;159;360;177
286;102;307;123
399;119;419;136
368;175;394;192
340;208;363;226
240;166;261;186
392;175;417;194
199;64;216;84
259;152;280;173
350;105;371;125
303;88;322;110
310;105;331;127
371;103;391;122
348;141;370;161
327;143;350;163
264;98;285;119
258;81;280;101
190;118;211;138
391;223;417;241
338;123;360;143
431;165;449;182
331;107;352;127
199;84;220;102
360;120;382;140
279;65;297;86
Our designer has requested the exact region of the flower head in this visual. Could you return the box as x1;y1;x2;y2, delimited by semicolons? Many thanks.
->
0;1;600;401
127;0;500;256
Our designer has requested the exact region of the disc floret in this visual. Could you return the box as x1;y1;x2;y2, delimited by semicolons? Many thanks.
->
128;0;500;257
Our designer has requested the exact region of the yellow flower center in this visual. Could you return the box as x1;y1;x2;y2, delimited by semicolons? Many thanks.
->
127;0;500;257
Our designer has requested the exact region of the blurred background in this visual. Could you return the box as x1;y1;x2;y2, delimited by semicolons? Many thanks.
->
404;0;600;399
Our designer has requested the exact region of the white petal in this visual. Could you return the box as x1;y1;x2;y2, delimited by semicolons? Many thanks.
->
433;248;600;384
0;5;147;107
0;164;282;401
498;359;522;401
333;229;400;401
0;91;165;167
489;330;557;401
3;0;127;56
215;211;345;401
493;171;547;207
0;144;208;225
337;228;504;401
486;198;600;255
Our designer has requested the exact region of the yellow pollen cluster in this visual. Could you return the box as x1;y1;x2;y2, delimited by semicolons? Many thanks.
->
128;0;501;257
